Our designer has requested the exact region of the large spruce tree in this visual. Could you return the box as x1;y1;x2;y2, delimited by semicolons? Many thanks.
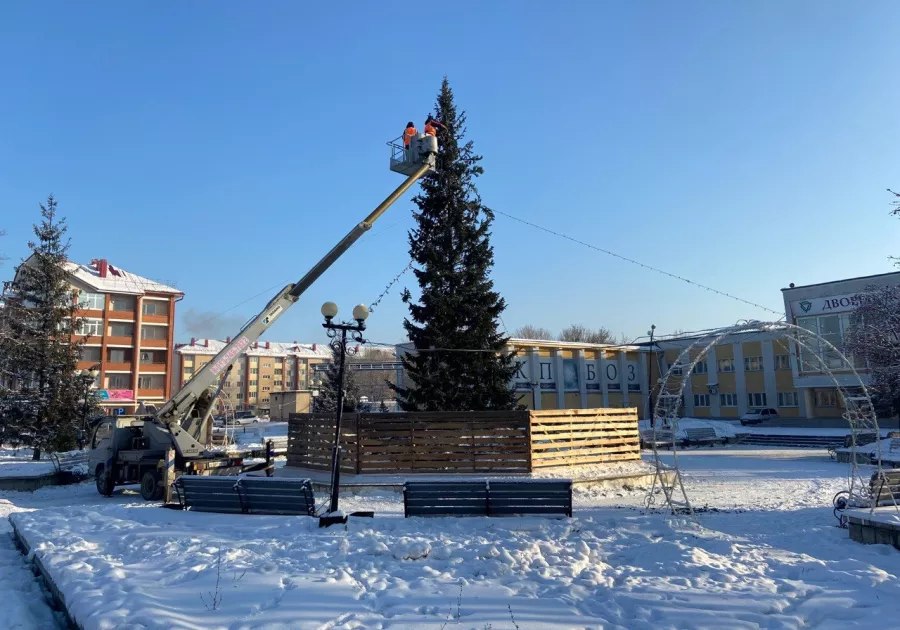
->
0;196;91;456
392;78;517;411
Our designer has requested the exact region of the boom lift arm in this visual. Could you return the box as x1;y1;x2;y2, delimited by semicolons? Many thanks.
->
154;159;433;457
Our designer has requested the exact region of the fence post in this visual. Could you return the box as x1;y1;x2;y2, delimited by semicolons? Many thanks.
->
355;413;361;475
526;410;534;472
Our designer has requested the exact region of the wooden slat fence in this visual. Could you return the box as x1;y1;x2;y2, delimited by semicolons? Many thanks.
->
529;408;640;467
357;411;531;474
287;408;638;474
287;413;359;473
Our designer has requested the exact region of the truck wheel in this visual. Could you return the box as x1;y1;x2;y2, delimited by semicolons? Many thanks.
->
140;471;163;501
95;465;115;497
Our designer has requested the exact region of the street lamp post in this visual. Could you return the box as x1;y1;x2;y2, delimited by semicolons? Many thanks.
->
78;366;100;448
320;301;369;519
647;325;656;427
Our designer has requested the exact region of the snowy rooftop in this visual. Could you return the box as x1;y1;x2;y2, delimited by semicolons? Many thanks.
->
63;260;181;296
175;338;333;359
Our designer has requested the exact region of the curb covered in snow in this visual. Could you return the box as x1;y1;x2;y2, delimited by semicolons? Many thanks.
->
9;516;82;630
0;472;62;492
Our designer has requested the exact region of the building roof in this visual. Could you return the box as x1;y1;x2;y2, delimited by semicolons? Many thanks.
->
781;271;900;292
62;260;182;296
175;338;333;359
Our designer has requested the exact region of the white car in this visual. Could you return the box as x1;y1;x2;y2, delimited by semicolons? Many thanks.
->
740;408;779;426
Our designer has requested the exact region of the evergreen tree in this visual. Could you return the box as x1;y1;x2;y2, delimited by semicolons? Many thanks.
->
391;78;518;411
315;343;362;413
0;196;92;456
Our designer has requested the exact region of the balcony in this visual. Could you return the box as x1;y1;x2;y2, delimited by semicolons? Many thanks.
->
108;311;136;321
73;335;103;345
142;314;169;325
138;388;165;399
104;362;133;373
140;363;168;374
75;308;103;319
140;338;168;349
106;336;134;346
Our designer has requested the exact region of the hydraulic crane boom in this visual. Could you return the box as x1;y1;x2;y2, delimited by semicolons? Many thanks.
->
155;159;433;457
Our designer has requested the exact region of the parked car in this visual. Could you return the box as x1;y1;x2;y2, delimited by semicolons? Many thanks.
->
227;412;260;426
740;408;779;426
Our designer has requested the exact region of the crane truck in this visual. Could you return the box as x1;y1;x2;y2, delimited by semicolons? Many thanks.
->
87;132;438;501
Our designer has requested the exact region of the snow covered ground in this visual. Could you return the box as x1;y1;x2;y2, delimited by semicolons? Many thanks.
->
0;448;56;478
5;447;900;629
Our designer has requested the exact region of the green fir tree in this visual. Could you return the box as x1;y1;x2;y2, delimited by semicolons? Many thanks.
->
0;196;93;456
314;342;362;413
391;78;518;411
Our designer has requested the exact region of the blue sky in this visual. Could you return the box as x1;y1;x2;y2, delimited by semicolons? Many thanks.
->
1;2;898;347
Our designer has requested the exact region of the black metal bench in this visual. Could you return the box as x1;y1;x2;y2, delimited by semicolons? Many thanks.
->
640;429;675;448
683;427;721;446
403;479;572;518
871;470;900;507
174;475;315;516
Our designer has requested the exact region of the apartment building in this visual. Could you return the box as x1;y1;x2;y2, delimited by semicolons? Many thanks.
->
173;339;332;413
6;256;183;415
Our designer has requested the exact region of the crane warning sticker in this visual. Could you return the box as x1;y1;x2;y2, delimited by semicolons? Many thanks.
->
210;336;251;375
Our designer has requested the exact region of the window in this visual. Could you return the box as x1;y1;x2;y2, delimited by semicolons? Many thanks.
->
748;392;767;408
693;394;710;407
797;315;856;371
777;391;799;407
717;358;734;373
774;355;791;370
109;322;134;337
140;325;166;340
250;368;259;375
667;363;683;375
184;367;194;375
141;351;164;364
262;386;270;391
744;356;763;372
263;363;272;368
274;380;282;386
274;368;282;375
105;374;130;389
720;393;738;407
263;374;271;380
816;390;837;407
80;346;102;362
78;292;105;310
236;393;243;400
694;361;708;374
92;421;113;449
141;301;169;316
261;397;270;404
110;295;135;312
138;374;165;389
108;348;132;363
236;381;243;388
77;318;103;336
249;380;258;387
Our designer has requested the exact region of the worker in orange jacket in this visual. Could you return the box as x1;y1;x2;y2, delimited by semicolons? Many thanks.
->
402;122;417;161
424;115;446;137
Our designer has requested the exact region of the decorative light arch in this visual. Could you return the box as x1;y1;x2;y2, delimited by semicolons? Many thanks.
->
645;320;883;517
